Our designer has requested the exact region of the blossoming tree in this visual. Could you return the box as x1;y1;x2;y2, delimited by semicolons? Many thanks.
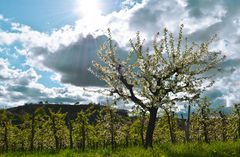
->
90;25;223;148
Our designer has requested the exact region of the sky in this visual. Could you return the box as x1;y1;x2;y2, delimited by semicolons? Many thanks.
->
0;0;239;108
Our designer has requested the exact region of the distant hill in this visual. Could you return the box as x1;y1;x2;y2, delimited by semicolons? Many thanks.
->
5;103;128;123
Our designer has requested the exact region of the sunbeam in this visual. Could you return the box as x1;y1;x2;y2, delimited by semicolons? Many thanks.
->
74;0;102;19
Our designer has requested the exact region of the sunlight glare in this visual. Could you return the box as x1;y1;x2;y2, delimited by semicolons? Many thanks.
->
75;0;102;19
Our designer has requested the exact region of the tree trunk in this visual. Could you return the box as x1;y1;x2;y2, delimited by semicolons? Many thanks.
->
203;122;209;143
140;111;145;146
166;111;176;144
30;113;35;151
185;105;191;142
59;139;62;149
219;111;226;141
144;108;158;148
181;114;185;142
165;108;176;144
68;121;73;149
110;110;116;150
172;112;177;143
40;143;43;151
236;107;240;139
21;142;24;151
125;124;130;147
201;108;209;143
125;133;129;147
81;120;86;151
52;117;59;150
3;122;8;152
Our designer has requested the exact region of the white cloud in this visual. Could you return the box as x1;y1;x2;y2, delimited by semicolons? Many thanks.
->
0;14;8;22
212;67;240;107
176;0;187;7
0;59;106;107
0;58;20;80
0;14;3;21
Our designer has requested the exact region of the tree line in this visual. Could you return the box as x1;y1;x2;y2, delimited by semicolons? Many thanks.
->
0;101;239;152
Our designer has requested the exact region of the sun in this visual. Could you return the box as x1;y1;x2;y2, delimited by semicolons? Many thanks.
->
75;0;102;19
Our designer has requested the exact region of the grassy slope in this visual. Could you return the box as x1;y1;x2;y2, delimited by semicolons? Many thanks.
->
1;141;240;157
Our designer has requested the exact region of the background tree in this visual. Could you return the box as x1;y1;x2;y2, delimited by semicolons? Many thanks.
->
90;25;223;148
34;108;52;151
197;97;211;143
183;103;192;142
2;102;240;152
101;105;119;150
73;104;96;151
154;112;169;143
29;109;36;151
230;104;240;140
18;113;31;151
130;106;147;146
74;111;88;151
0;110;12;151
162;103;178;143
119;117;131;147
48;108;68;150
219;110;227;141
67;118;73;149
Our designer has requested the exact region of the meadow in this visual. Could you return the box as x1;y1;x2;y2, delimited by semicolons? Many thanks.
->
1;141;240;157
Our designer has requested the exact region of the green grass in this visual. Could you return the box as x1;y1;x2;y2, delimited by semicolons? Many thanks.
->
1;141;240;157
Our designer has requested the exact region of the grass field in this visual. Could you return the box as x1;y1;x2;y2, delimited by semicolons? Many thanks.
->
0;141;240;157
